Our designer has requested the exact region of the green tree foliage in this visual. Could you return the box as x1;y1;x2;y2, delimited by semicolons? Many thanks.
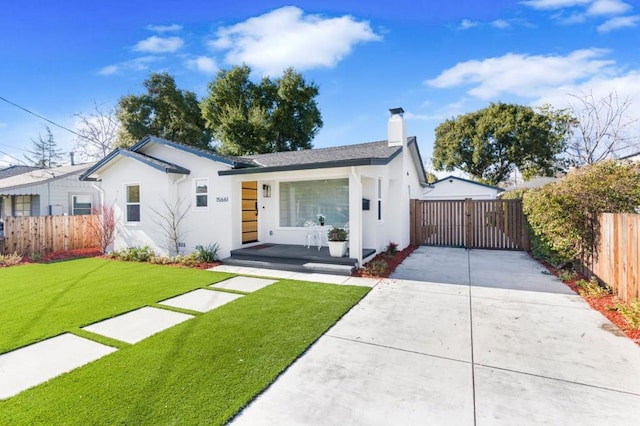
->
201;65;322;155
116;73;211;149
432;103;571;186
523;160;640;265
24;126;63;168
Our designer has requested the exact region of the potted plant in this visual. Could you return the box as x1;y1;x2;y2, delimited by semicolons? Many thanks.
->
327;226;348;257
316;213;325;226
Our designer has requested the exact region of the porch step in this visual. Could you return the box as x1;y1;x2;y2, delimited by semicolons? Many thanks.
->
221;256;356;276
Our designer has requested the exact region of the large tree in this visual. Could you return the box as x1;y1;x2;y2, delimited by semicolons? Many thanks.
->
432;103;570;186
24;126;63;168
116;72;212;149
201;65;322;155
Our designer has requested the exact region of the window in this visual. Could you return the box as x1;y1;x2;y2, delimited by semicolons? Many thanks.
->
279;179;349;227
14;195;31;217
126;184;140;222
194;178;208;208
72;195;92;215
377;178;383;221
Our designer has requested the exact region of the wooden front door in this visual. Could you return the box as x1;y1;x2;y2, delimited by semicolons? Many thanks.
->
241;181;258;243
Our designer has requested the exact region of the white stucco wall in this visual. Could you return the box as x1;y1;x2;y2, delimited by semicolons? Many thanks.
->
422;178;499;200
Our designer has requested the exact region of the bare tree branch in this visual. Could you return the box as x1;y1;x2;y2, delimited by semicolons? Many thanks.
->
565;90;640;166
150;197;190;256
73;102;119;162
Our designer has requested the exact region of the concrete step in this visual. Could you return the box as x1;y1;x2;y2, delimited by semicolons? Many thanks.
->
221;257;355;276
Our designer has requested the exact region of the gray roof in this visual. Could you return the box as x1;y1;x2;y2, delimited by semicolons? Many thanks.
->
0;165;39;180
432;175;504;192
0;163;96;191
503;176;558;192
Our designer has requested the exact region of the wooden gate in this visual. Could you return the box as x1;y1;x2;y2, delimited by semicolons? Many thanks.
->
410;199;529;250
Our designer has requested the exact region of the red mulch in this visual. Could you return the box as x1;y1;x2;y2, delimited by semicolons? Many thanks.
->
39;247;104;263
352;245;417;278
542;262;640;347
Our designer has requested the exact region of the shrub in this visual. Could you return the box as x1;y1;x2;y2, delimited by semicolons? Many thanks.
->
385;242;398;255
109;246;156;262
195;243;220;263
363;259;388;277
30;251;42;262
0;252;22;267
615;299;640;330
523;161;640;265
575;277;611;297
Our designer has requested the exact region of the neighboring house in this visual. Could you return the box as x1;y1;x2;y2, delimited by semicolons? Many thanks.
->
502;176;558;194
619;151;640;162
80;108;428;265
421;175;503;200
0;165;39;180
0;163;99;227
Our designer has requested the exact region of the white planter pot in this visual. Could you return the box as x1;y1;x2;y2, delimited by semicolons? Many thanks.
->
328;241;348;257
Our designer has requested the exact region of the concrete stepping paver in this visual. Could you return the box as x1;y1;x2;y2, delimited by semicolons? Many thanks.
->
0;333;116;400
82;307;193;344
210;276;276;293
160;288;243;312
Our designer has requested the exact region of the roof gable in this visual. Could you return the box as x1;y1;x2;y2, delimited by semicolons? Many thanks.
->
79;149;190;181
432;175;504;192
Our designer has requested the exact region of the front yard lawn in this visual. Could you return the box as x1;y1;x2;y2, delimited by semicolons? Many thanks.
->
0;258;233;354
0;279;369;425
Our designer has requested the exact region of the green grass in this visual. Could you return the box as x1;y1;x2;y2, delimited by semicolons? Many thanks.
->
0;258;233;354
0;280;369;425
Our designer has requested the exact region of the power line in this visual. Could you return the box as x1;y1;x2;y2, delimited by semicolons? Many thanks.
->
0;95;83;139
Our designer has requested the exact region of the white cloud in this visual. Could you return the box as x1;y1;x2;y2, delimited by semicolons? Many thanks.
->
458;19;479;30
491;19;511;29
426;49;616;99
208;6;381;75
587;0;631;16
597;14;640;31
187;56;218;74
133;36;184;53
521;0;592;10
146;23;183;33
98;56;162;76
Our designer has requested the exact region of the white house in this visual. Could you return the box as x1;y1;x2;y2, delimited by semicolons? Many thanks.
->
421;175;503;200
80;108;428;266
0;163;98;224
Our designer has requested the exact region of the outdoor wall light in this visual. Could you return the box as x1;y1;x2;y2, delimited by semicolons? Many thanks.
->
262;184;271;198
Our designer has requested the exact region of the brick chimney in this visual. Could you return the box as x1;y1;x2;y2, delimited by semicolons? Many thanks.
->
387;107;406;147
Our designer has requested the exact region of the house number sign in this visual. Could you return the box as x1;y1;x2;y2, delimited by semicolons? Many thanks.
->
216;196;229;203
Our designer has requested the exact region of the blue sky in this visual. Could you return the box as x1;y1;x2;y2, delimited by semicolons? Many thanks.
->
1;0;639;171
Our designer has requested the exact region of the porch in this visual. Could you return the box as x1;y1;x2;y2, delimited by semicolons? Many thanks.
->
223;244;377;276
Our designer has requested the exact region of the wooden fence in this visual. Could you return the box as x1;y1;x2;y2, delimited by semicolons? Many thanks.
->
1;215;99;256
581;213;639;302
410;199;529;250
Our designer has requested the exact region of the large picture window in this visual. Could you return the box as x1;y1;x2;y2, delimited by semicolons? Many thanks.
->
126;184;140;222
279;179;349;227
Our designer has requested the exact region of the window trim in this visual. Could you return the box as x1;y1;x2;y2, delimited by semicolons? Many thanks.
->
125;183;141;224
194;177;209;210
71;194;93;216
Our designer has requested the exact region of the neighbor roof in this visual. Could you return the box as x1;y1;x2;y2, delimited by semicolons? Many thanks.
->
0;165;39;180
432;175;504;192
503;176;558;192
219;137;417;175
0;163;96;191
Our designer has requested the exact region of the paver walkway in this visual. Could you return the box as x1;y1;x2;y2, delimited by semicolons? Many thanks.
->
231;247;640;425
0;276;274;400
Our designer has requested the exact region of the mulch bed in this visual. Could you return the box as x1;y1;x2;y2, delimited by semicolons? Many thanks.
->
543;262;640;347
352;245;417;278
39;247;104;263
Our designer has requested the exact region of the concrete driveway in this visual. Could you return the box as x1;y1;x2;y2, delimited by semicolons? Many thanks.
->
231;247;640;425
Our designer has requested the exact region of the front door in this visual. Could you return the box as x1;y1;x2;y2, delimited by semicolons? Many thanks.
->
241;181;258;244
